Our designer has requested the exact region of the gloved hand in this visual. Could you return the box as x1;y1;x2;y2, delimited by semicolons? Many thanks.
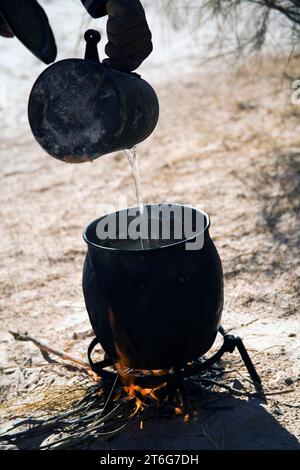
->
81;0;153;72
0;0;152;70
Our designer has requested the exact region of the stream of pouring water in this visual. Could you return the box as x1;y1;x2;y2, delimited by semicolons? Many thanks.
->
125;147;144;216
125;146;146;249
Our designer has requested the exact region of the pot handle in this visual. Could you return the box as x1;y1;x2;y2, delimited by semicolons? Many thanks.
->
88;337;112;376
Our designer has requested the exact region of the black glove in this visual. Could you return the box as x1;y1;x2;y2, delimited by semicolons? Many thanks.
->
0;12;13;37
81;0;153;72
0;0;56;64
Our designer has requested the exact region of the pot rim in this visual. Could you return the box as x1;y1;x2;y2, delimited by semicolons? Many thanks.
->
83;203;210;253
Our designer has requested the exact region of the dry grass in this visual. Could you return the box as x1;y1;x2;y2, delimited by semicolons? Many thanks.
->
0;384;87;418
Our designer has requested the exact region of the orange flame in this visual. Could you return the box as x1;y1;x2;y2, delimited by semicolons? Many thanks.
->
108;308;188;421
124;382;167;416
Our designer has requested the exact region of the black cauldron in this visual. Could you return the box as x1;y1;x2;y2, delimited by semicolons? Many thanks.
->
82;204;223;370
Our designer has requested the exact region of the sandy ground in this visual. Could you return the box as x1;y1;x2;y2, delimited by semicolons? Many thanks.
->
0;56;299;450
0;1;299;451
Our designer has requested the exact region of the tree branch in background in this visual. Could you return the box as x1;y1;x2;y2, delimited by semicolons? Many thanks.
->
161;0;300;59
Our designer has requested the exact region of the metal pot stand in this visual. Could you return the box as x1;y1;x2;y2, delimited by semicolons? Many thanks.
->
88;325;262;413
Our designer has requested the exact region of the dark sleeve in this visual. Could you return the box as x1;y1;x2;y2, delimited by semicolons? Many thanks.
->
80;0;107;18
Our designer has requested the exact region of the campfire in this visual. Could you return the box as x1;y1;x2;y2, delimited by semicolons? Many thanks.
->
87;324;262;423
0;325;264;450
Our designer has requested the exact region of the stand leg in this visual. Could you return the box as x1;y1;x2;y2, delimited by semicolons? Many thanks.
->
235;337;262;386
219;326;262;388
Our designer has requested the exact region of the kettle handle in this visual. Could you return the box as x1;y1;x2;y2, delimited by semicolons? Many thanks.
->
84;29;101;64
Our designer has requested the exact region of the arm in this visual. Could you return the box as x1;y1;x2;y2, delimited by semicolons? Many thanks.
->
0;11;13;37
0;0;56;64
80;0;107;18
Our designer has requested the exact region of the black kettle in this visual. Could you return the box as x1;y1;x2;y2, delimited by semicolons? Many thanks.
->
28;29;159;163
